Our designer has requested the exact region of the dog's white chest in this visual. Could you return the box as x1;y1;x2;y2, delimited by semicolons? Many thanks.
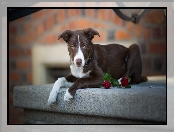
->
70;64;91;78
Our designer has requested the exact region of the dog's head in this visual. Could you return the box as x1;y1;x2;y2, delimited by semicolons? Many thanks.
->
58;28;100;67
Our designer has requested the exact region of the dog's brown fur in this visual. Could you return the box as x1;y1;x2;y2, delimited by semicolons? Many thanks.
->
58;28;147;96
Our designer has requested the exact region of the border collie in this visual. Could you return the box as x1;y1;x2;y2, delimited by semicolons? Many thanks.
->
48;28;147;105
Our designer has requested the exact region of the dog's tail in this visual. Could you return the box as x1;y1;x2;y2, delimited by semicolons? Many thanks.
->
140;75;148;82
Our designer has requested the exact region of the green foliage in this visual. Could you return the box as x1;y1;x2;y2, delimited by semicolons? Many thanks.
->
102;68;131;88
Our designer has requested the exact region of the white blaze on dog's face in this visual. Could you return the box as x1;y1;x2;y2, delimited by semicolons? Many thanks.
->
67;33;89;67
73;35;85;67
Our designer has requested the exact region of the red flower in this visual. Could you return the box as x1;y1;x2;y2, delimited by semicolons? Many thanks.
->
121;77;128;87
102;80;111;89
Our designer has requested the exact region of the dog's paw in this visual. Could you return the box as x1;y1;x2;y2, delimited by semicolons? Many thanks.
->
64;89;73;101
48;91;58;105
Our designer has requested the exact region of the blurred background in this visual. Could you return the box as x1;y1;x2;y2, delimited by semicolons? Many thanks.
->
8;7;166;124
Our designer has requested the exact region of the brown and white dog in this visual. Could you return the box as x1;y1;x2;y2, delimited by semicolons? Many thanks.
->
48;28;147;105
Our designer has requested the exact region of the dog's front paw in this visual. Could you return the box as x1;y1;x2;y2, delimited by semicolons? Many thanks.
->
64;89;73;101
48;91;58;105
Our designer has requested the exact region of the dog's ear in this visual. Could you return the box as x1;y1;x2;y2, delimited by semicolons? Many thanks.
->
58;30;72;43
83;28;100;41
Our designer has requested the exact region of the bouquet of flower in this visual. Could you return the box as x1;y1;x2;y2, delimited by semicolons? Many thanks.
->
102;69;131;89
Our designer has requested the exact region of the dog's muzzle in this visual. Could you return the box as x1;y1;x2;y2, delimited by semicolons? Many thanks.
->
76;58;82;67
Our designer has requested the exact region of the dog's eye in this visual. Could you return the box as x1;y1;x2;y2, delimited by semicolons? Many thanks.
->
71;45;75;49
82;45;86;49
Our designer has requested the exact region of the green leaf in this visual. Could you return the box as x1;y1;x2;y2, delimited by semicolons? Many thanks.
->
102;73;111;81
111;78;119;86
128;78;131;83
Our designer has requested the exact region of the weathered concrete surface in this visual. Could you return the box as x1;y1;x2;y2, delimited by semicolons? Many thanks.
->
24;109;162;124
13;76;166;124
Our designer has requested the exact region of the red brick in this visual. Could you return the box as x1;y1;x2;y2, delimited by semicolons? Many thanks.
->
163;58;166;71
93;22;100;28
127;22;135;33
20;48;32;57
121;20;126;27
16;35;29;45
152;27;161;39
142;58;151;70
77;19;91;29
9;48;20;57
115;30;132;40
9;117;23;124
69;9;78;17
16;60;30;69
144;28;151;39
36;38;44;44
87;9;93;17
9;25;17;34
28;30;36;42
148;42;166;54
114;14;120;25
163;27;166;38
23;22;32;32
16;108;24;116
144;9;165;24
93;9;99;18
26;48;32;56
32;10;44;20
9;35;16;44
44;16;54;30
27;73;32;83
57;10;65;22
68;21;76;30
9;108;24;124
68;9;73;17
102;24;109;29
9;93;13;104
9;84;14;93
9;72;20;81
92;22;108;29
99;9;105;20
61;25;68;31
139;43;147;54
45;9;54;14
93;31;106;42
14;17;25;23
45;34;57;44
16;31;35;45
135;23;143;37
73;9;78;16
77;9;81;16
36;22;45;36
106;9;113;21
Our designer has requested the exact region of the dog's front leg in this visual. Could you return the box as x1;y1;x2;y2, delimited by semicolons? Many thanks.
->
64;76;103;101
48;75;77;105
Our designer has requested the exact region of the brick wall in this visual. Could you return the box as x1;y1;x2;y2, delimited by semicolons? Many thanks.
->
9;8;166;124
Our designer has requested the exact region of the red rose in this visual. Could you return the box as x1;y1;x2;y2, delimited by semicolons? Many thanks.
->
102;80;111;89
121;77;128;87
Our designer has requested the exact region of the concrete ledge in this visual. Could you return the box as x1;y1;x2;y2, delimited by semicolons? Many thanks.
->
24;109;162;124
13;76;166;124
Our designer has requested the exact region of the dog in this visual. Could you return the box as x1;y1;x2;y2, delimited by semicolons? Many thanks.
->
48;28;147;105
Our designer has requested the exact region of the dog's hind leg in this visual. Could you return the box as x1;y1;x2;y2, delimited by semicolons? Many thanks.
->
123;44;142;84
48;76;75;105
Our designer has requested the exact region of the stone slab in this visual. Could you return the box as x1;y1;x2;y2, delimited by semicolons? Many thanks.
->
24;109;163;124
13;76;166;123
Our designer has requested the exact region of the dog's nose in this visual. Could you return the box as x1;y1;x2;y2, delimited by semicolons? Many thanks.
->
76;59;82;66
